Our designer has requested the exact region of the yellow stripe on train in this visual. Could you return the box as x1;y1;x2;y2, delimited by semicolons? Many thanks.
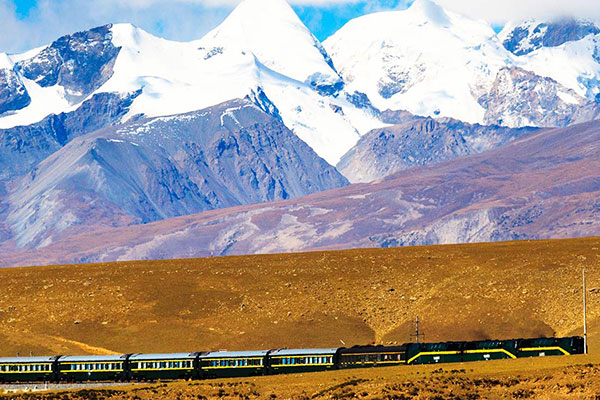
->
518;347;570;355
407;349;517;364
407;351;461;364
464;349;516;359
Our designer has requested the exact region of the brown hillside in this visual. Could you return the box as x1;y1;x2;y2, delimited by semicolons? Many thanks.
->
0;237;598;357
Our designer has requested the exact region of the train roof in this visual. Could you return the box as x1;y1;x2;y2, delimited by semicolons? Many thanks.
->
199;350;270;359
269;348;339;356
0;356;56;363
129;353;197;361
58;355;128;363
339;345;406;353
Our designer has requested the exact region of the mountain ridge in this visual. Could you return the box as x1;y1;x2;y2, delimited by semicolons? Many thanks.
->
337;115;537;183
3;98;348;249
2;118;598;267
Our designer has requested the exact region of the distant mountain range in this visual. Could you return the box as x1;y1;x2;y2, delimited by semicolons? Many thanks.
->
3;119;599;267
0;0;599;266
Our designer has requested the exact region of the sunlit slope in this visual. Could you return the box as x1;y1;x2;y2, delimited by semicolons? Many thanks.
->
0;237;598;357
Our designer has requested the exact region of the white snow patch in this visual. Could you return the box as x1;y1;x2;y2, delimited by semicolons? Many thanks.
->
520;34;600;100
347;193;370;200
203;0;341;87
0;53;13;69
0;77;71;129
557;90;581;105
220;105;245;127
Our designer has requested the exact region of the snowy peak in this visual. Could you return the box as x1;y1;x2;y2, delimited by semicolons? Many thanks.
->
0;17;382;166
324;1;510;124
406;0;450;26
500;18;600;56
203;0;341;91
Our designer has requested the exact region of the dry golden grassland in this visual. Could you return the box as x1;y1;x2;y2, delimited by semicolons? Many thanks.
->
0;237;599;398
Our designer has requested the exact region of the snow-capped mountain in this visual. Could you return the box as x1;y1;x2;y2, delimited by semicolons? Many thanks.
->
201;0;342;94
324;0;512;124
324;0;600;127
520;34;600;102
500;18;600;56
499;19;600;102
2;0;600;168
0;0;383;166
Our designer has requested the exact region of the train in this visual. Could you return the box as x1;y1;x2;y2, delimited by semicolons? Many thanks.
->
0;336;585;383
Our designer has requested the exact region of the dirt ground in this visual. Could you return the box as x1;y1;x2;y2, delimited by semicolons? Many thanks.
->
0;237;599;398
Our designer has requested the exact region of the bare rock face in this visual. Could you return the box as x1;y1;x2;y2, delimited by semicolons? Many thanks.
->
0;69;30;115
338;118;470;183
5;98;348;248
479;67;599;128
337;115;536;183
0;90;140;181
14;24;120;101
502;19;600;56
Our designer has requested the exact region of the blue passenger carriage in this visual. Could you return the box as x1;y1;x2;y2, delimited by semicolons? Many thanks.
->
199;350;269;378
57;355;127;382
268;348;339;374
129;353;198;381
0;357;56;383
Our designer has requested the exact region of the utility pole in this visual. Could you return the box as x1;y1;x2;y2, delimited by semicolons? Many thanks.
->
410;316;425;344
584;268;588;355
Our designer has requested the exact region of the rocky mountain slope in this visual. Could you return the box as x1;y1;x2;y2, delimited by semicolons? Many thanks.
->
337;115;536;183
1;98;347;250
500;18;600;56
2;119;598;267
479;66;600;127
0;90;140;182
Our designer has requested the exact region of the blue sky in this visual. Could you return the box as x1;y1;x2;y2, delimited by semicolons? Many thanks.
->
1;0;410;53
2;0;598;54
13;0;34;17
291;1;406;40
12;1;406;41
